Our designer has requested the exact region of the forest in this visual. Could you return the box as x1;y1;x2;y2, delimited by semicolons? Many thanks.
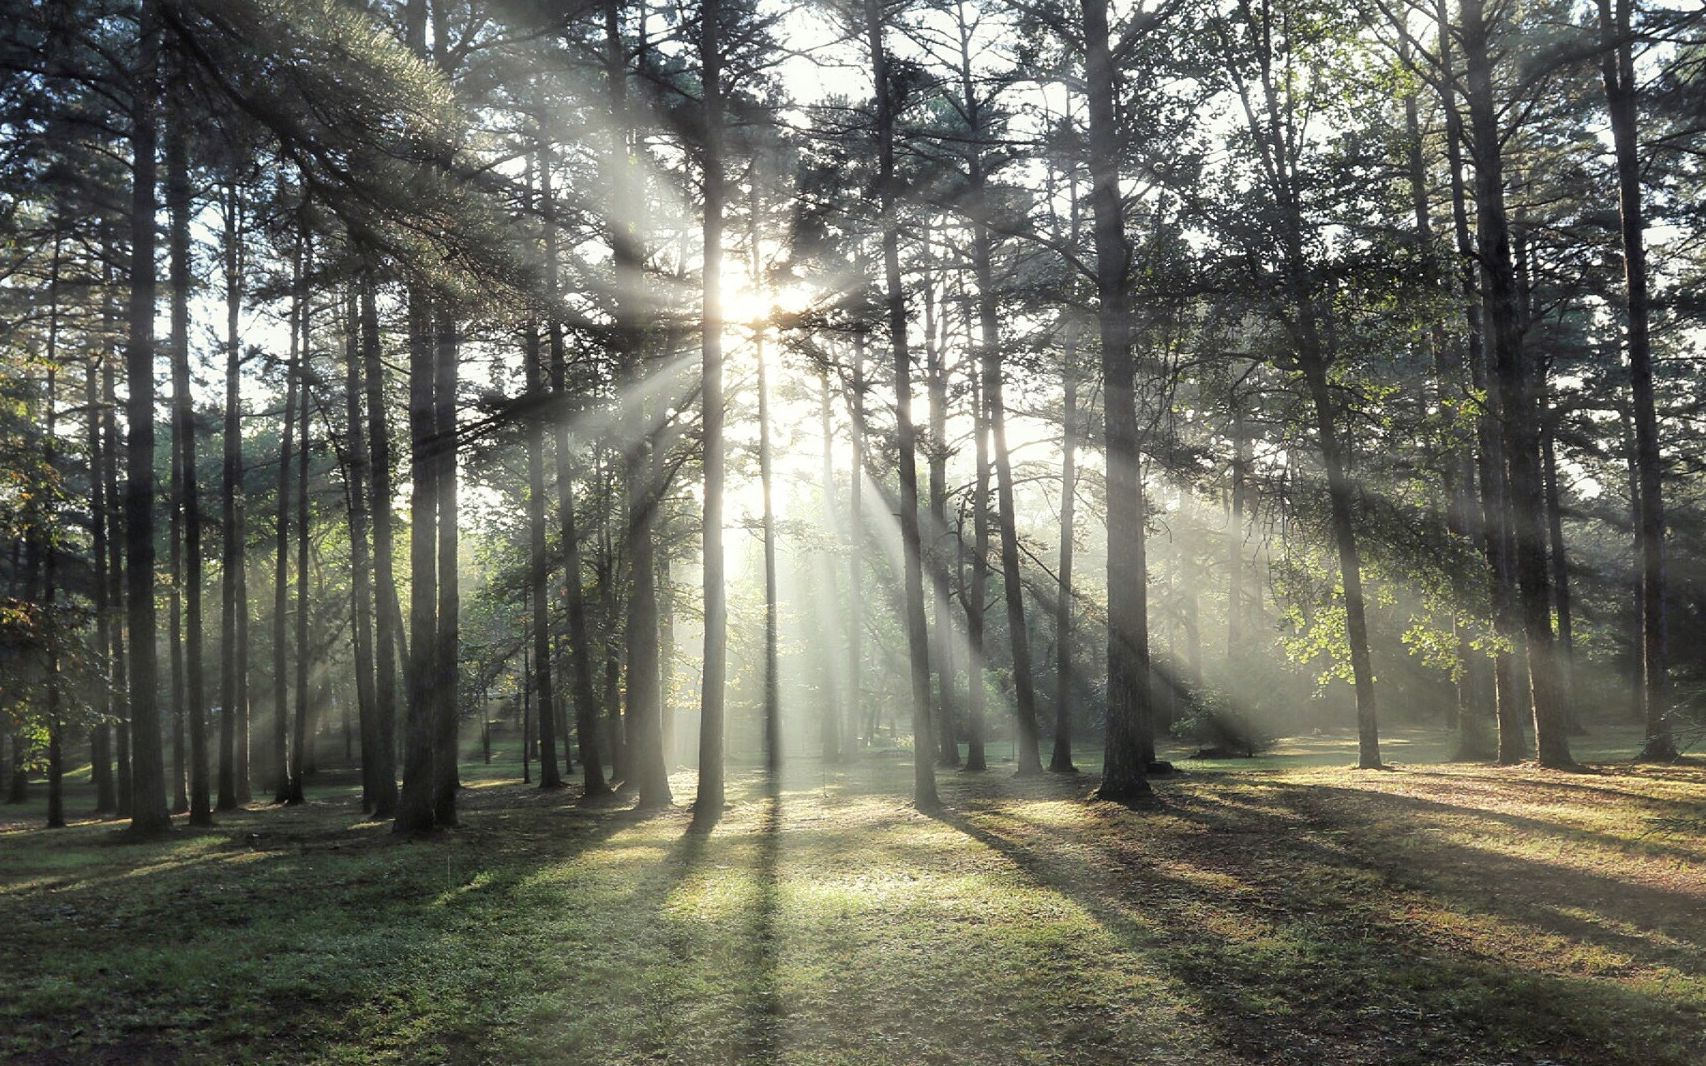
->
1;0;1704;1062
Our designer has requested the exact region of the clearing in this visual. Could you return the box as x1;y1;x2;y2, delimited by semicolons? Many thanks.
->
2;730;1704;1065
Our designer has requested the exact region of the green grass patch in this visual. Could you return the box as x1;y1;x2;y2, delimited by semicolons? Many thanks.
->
2;731;1703;1064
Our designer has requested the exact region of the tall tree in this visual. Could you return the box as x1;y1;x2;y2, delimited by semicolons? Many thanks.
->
341;286;381;809
167;85;211;825
124;0;170;833
1597;0;1675;761
87;352;116;815
271;241;301;806
359;272;399;815
865;0;939;810
217;182;249;811
695;0;729;822
541;153;608;795
289;271;312;806
395;283;439;832
523;159;563;790
1051;316;1081;774
1084;0;1153;801
1458;0;1574;769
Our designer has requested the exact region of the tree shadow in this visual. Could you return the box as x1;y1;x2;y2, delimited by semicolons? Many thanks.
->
929;778;1706;1066
0;775;678;1063
737;778;784;1062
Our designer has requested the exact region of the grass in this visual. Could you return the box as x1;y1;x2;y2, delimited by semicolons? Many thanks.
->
1;727;1703;1064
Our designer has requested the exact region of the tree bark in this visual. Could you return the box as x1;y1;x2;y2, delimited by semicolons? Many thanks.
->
922;260;959;768
848;330;867;748
359;273;398;815
125;0;169;832
819;370;844;763
1541;419;1576;730
865;0;938;810
217;186;246;811
289;279;312;806
42;254;64;828
342;287;382;809
757;324;782;776
1083;0;1152;801
1460;0;1572;769
963;306;990;773
624;451;670;806
525;305;564;789
1050;320;1080;773
272;243;301;804
1597;0;1673;760
167;94;211;825
1435;8;1514;760
541;153;608;795
103;292;132;816
695;0;728;820
88;345;116;814
395;285;439;833
432;304;461;823
971;164;1042;780
1234;7;1381;768
1403;60;1483;748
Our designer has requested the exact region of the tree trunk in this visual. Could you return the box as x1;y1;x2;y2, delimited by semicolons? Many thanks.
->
963;307;990;773
289;284;312;806
1237;9;1381;768
1461;0;1572;769
43;274;64;827
1403;60;1483;746
695;0;728;819
848;330;867;749
522;610;533;784
599;463;626;781
1301;361;1380;769
974;199;1042;780
1621;404;1644;723
922;264;959;768
432;305;460;824
525;305;564;789
1083;0;1152;801
217;186;246;811
103;298;132;816
169;319;187;814
88;349;116;814
542;150;607;794
819;371;843;763
1541;420;1576;730
866;0;938;810
951;22;1043;775
1048;322;1080;773
272;244;301;804
343;287;381;809
167;97;211;826
395;286;439;833
756;325;782;775
359;274;398;815
602;4;668;811
125;0;169;832
1435;7;1507;761
625;453;670;806
1597;0;1673;760
1227;397;1249;660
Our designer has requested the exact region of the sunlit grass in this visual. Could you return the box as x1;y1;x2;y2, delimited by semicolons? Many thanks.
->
1;732;1702;1063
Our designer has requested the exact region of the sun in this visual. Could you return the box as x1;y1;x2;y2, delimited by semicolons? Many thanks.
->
719;267;814;329
719;279;772;327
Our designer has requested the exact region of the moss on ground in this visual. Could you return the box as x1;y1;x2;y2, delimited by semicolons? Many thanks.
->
1;731;1703;1064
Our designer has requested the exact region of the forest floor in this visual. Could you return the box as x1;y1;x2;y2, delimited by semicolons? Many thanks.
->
2;727;1704;1065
